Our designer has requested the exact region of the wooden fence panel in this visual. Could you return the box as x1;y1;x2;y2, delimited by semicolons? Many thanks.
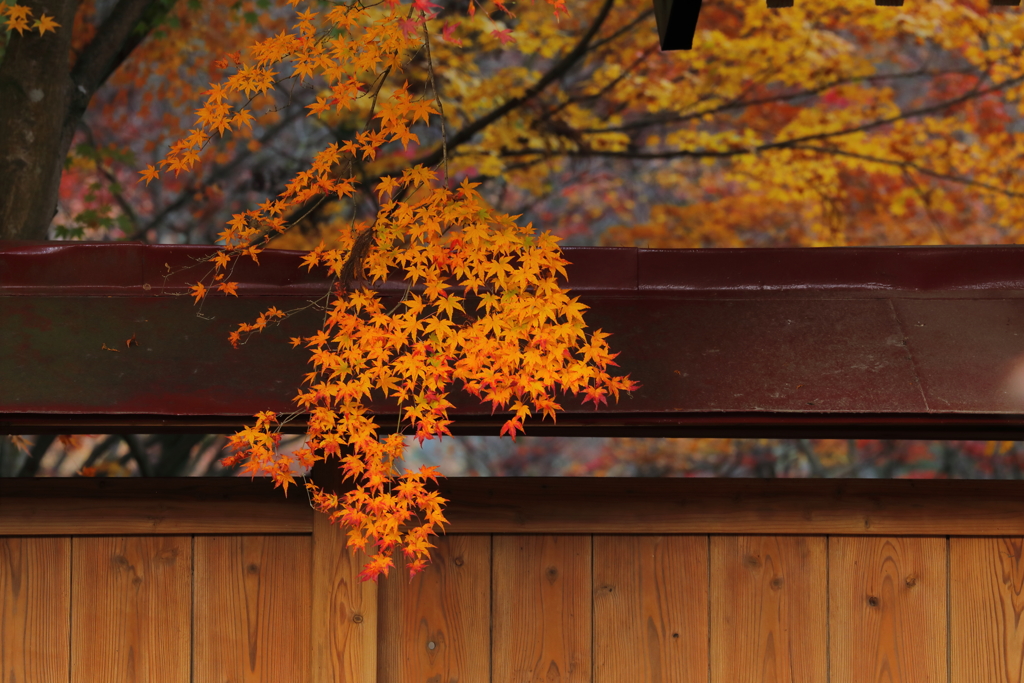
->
830;537;947;683
194;535;311;683
710;536;827;683
493;535;592;683
593;535;708;683
0;537;70;683
379;535;491;683
951;537;1024;683
311;514;377;683
71;536;190;683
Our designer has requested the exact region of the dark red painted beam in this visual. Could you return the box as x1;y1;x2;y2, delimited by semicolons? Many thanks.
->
4;241;1024;437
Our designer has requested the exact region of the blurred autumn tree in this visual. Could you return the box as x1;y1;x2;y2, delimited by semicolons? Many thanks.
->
4;0;1024;246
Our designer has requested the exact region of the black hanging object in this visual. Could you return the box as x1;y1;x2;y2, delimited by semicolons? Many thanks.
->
653;0;703;50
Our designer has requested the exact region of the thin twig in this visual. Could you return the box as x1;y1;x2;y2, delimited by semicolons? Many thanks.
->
423;20;449;185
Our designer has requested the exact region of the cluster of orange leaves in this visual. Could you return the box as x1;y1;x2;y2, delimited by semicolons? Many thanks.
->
152;0;633;581
0;2;59;36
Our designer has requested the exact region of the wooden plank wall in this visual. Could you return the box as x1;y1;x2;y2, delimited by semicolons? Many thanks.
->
6;479;1024;683
377;533;1024;683
13;529;1024;683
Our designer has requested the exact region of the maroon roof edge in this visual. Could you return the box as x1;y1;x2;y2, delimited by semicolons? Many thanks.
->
4;241;1024;438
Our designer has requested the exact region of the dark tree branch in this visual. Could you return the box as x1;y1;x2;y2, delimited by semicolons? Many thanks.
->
71;0;177;102
501;71;1024;167
409;0;616;171
788;145;1024;199
572;67;972;135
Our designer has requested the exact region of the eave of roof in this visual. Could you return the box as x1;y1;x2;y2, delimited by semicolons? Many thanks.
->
4;241;1024;437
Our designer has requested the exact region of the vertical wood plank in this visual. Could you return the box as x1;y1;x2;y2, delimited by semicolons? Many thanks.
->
493;535;591;683
830;537;946;683
1;537;71;683
71;536;190;683
311;513;377;683
951;537;1024;683
194;535;311;683
710;536;826;683
594;535;708;683
379;535;491;683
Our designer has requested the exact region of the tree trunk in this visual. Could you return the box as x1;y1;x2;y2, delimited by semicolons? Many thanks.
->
0;0;176;240
0;0;79;241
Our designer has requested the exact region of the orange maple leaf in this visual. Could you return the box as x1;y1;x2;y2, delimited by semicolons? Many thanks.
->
138;165;160;185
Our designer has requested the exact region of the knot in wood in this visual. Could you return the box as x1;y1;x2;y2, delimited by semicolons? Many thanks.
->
246;563;259;574
453;557;464;567
867;596;880;607
770;577;784;591
352;613;363;624
905;575;917;587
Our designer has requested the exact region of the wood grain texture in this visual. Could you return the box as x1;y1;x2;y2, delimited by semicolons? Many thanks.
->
71;536;190;683
311;512;377;683
830;537;946;683
0;537;70;683
194;535;311;683
951;537;1024;683
493;535;591;683
438;479;1024;535
12;478;1024;536
710;536;827;683
379;535;491;683
593;535;708;683
1;498;311;535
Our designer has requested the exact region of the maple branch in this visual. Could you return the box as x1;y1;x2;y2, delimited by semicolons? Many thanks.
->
422;21;449;184
283;0;617;231
131;106;309;240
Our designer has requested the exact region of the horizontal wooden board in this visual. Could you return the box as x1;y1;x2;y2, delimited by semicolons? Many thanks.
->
2;477;312;535
0;497;312;535
8;478;1024;536
437;478;1024;535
